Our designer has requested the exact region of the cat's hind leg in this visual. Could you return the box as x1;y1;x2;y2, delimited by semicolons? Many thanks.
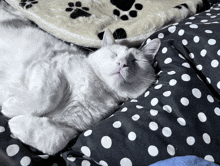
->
9;115;77;155
2;65;69;118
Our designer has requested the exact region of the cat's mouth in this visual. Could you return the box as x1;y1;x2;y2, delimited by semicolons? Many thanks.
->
117;67;129;79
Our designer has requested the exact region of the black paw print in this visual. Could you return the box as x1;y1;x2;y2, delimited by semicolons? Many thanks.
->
66;1;91;19
111;0;143;21
19;0;38;9
98;28;127;40
174;3;189;10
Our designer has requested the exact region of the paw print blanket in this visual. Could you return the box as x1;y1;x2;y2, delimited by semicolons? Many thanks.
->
5;0;203;48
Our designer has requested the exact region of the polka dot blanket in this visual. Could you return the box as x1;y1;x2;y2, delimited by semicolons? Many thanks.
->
62;1;220;166
1;1;220;166
4;0;203;48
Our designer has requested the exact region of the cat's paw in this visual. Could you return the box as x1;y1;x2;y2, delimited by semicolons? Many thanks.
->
2;97;22;118
9;115;77;155
8;115;29;141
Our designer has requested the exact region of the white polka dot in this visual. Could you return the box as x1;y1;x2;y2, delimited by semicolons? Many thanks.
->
198;112;207;123
113;121;121;128
158;33;164;39
149;122;158;131
181;74;191;82
163;91;171;97
211;59;219;68
148;145;159;157
192;88;202;99
162;127;172;137
130;99;138;102
84;130;92;137
208;39;216;45
185;22;192;25
99;160;108;166
20;156;31;166
203;133;211;144
132;114;140;121
182;62;190;68
67;156;76;162
178;29;185;36
189;16;195;20
217;81;220;89
200;49;207;57
206;77;211;84
167;145;175;156
101;136;112;149
144;91;150;97
189;24;198;29
169;79;177;86
204;155;215;162
120;158;132;166
121;107;127;112
180;97;189;106
205;30;213;33
214;107;220;116
207;95;214;103
214;6;220;10
154;85;162;91
189;53;194;59
82;160;91;166
6;144;20;157
0;126;5;133
81;146;91;157
193;36;200;43
201;19;208;22
167;71;176;75
136;105;144;109
217;49;220;56
168;26;176;33
151;98;158;106
182;39;188;45
128;132;137;141
38;155;49;159
186;136;195;146
196;65;203;71
150;109;158;116
163;105;172;113
164;58;172;64
177;118;186;126
162;47;168;54
178;54;185;59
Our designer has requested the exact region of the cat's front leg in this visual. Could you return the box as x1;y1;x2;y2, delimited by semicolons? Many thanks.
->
9;115;77;155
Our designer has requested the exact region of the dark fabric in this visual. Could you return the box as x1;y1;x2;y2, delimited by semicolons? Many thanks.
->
1;1;220;166
62;3;220;166
0;112;66;166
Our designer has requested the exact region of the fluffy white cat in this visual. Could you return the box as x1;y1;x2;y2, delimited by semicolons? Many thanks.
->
0;1;161;155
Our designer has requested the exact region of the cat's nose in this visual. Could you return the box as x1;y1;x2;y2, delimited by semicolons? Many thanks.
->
118;59;128;68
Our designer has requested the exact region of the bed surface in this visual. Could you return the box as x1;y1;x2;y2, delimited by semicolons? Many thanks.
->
1;0;220;166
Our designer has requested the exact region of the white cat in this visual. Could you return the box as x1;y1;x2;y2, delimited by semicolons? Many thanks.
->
0;1;161;155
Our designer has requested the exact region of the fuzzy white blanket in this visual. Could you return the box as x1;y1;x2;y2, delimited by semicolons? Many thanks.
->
6;0;202;48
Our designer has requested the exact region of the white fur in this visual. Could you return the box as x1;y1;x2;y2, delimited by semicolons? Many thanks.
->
0;1;161;155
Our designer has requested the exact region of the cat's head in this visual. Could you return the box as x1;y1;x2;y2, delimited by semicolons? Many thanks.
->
88;29;161;99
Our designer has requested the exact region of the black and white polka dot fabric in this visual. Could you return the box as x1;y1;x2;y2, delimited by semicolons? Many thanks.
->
62;2;220;166
1;1;220;166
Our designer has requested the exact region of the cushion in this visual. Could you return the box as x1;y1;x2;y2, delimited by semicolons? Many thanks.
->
5;0;203;47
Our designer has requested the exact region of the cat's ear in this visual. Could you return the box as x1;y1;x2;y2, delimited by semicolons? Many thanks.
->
140;39;161;59
102;29;115;47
